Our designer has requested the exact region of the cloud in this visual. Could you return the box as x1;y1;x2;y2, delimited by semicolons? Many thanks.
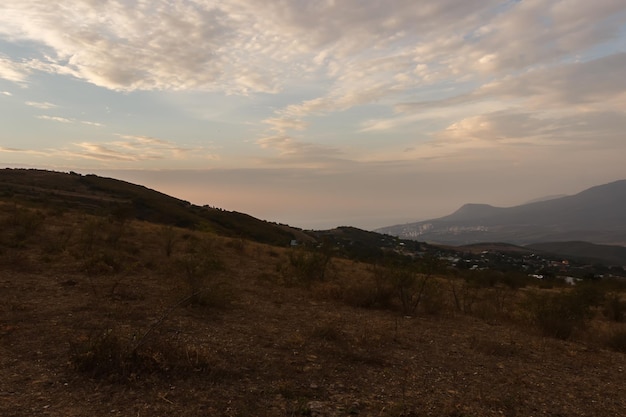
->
36;114;104;127
26;101;57;109
1;135;217;166
1;91;12;96
263;117;308;134
1;0;624;153
478;53;626;110
0;146;46;155
395;109;626;164
256;134;342;165
81;121;104;127
1;0;625;193
2;0;620;96
72;143;139;161
0;55;30;83
37;115;72;123
63;135;218;163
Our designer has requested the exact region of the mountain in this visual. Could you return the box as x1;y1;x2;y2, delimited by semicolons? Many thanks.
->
523;194;568;204
376;180;626;246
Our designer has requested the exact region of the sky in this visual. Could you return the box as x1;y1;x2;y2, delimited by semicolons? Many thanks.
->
1;1;626;230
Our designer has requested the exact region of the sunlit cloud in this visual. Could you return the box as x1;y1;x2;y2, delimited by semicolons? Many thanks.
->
63;135;219;163
0;146;47;155
37;115;72;123
36;114;104;127
0;55;30;83
256;134;341;161
81;121;105;128
26;101;57;109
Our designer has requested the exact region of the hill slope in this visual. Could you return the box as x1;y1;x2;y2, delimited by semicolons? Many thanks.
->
1;194;625;416
526;241;626;267
0;168;302;246
377;180;626;246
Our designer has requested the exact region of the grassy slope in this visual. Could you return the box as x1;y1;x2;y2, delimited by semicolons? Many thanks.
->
0;168;299;246
0;199;625;416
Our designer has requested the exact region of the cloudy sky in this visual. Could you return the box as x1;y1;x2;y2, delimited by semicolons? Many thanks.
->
1;1;625;229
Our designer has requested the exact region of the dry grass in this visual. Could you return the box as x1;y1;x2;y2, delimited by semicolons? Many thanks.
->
0;204;625;416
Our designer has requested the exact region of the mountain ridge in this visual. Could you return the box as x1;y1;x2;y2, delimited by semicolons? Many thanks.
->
377;179;626;246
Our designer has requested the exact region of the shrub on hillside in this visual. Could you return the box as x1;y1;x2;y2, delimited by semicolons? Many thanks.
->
175;237;228;307
70;328;226;382
605;329;626;353
524;285;604;340
603;293;626;322
0;205;45;247
287;247;332;284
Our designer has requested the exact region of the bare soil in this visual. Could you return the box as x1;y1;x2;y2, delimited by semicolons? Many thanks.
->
1;215;625;417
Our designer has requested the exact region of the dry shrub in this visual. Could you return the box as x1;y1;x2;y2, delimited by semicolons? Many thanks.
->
524;285;603;340
603;293;626;322
419;279;448;316
471;286;518;323
310;321;343;342
605;329;626;353
448;277;480;315
287;248;332;284
175;237;227;307
338;276;395;310
470;336;521;358
0;206;45;247
70;328;231;382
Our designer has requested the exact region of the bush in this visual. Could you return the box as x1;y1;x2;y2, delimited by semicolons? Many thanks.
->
605;330;626;353
603;293;626;322
176;237;226;307
159;225;178;257
525;286;602;340
419;280;447;316
288;248;331;284
0;206;45;247
70;328;226;382
390;264;436;316
339;276;395;310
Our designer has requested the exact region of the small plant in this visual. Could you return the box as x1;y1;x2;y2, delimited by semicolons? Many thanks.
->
77;217;106;254
603;293;626;322
310;321;343;342
524;286;602;340
70;327;224;382
70;329;129;379
176;237;227;307
225;237;246;253
605;329;626;353
288;247;331;284
448;276;479;314
340;276;395;309
0;206;45;246
159;225;178;257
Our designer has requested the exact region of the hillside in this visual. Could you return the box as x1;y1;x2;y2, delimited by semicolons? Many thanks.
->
0;170;625;416
377;180;626;246
0;168;303;246
527;241;626;267
1;192;626;416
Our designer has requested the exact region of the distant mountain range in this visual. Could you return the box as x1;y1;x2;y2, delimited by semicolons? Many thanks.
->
376;180;626;246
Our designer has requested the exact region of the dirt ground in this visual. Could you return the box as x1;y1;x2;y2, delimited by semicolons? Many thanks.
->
1;220;625;417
